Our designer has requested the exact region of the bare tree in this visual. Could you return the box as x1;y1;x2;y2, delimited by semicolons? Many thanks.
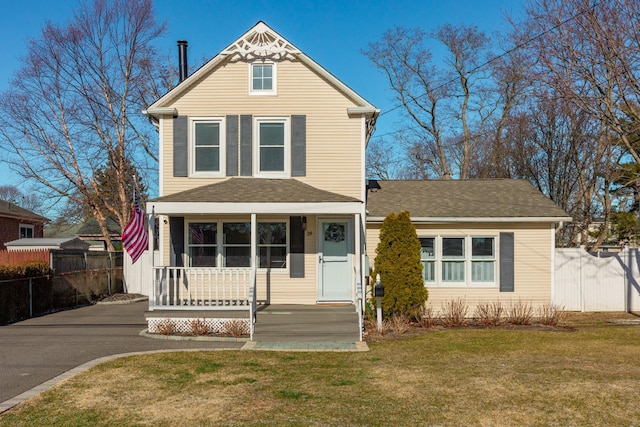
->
514;0;640;248
0;185;41;213
520;0;640;163
365;24;512;179
0;0;167;250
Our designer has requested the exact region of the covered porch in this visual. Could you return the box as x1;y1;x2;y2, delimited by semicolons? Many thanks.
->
145;178;367;340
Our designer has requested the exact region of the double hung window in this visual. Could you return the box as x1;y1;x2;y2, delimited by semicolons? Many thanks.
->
222;223;251;267
419;236;496;287
419;238;435;283
442;238;465;282
254;118;289;177
188;223;217;267
471;237;495;282
191;118;224;176
258;222;287;269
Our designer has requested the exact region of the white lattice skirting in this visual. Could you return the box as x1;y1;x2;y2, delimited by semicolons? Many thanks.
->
147;317;250;335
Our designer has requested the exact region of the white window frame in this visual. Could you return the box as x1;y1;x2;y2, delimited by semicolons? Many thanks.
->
189;117;225;178
253;117;290;178
248;62;277;96
471;236;497;284
418;235;498;288
19;224;34;239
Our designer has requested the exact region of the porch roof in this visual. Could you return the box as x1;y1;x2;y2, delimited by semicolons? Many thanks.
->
149;178;363;215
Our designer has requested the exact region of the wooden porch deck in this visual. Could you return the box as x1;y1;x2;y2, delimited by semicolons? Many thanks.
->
253;304;361;342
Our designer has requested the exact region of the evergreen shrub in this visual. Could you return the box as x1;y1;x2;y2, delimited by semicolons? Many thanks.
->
372;211;428;319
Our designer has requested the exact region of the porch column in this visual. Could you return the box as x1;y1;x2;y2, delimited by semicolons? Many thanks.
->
251;213;257;267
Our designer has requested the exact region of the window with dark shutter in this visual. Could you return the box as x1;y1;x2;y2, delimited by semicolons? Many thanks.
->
291;115;306;176
173;116;188;177
499;232;515;292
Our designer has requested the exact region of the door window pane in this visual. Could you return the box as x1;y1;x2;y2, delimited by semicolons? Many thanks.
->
323;223;347;257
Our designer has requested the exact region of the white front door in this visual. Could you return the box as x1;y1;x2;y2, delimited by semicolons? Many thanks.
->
318;220;352;301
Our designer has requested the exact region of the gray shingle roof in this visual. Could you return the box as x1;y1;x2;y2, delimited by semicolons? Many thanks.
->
0;200;49;223
366;179;570;220
151;178;361;204
77;218;121;237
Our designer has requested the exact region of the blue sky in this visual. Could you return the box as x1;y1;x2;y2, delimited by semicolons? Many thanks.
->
0;0;524;205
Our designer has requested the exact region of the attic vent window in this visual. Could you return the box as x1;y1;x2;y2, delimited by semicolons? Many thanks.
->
249;63;277;95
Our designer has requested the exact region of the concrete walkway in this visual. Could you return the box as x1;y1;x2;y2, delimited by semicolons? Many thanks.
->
0;300;366;414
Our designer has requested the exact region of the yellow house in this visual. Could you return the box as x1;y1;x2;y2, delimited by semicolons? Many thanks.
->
143;22;378;337
142;22;569;339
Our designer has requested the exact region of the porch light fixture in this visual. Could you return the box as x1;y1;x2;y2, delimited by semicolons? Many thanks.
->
302;216;307;230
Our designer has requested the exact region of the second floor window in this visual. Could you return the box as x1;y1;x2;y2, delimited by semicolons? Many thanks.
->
19;224;34;239
255;117;289;177
191;118;224;176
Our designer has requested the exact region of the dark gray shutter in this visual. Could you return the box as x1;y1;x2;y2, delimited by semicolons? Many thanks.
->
290;216;305;278
169;217;185;267
226;115;239;176
240;115;252;176
291;115;306;176
173;116;188;177
499;232;514;292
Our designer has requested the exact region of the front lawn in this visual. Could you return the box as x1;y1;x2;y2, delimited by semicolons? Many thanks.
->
1;313;639;426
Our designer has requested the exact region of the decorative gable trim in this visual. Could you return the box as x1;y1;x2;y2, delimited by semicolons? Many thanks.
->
221;21;300;61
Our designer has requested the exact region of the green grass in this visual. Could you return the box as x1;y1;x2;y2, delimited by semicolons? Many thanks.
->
1;313;640;426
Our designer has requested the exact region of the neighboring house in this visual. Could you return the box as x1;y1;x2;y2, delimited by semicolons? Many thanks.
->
140;22;569;337
0;200;48;251
366;179;572;311
77;218;122;251
142;22;378;336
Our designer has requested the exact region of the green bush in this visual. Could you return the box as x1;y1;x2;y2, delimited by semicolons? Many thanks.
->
372;211;428;319
0;261;52;280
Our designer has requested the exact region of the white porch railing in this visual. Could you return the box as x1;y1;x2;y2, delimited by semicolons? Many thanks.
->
151;266;254;310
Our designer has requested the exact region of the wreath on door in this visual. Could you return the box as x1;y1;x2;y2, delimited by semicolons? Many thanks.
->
324;223;345;242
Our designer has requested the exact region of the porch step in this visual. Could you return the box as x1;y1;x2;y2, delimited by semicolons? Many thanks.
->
253;304;360;342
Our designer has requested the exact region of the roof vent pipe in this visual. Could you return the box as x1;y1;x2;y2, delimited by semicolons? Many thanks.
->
177;40;188;83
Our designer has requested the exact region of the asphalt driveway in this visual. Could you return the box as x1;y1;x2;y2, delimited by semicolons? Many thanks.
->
0;301;243;406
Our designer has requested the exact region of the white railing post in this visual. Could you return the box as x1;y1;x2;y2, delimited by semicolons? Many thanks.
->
249;261;257;340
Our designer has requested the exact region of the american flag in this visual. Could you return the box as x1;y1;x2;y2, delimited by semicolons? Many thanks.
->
122;188;148;264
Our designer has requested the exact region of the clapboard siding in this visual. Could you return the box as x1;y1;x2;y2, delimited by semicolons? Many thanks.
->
366;222;554;312
161;60;364;199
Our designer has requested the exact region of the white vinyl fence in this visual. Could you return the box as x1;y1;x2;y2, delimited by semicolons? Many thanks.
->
123;250;159;295
554;248;640;312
